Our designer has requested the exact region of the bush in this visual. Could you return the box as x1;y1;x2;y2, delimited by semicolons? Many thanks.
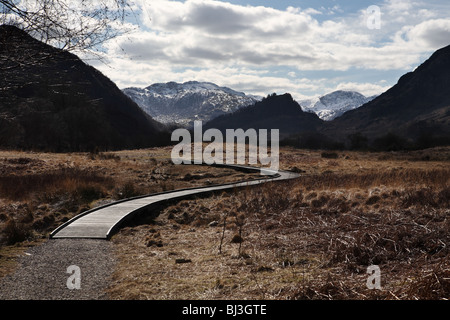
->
321;152;339;159
401;188;439;208
2;219;31;244
31;214;55;231
348;132;368;150
280;132;345;150
116;181;141;199
76;185;105;203
0;168;113;202
371;132;410;151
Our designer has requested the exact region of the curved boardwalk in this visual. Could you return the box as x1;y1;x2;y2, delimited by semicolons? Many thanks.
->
50;164;300;240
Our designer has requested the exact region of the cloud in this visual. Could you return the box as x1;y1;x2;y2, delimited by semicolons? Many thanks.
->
302;8;322;16
143;0;314;37
334;82;392;97
406;19;450;48
91;0;450;99
123;0;449;71
384;0;414;13
126;0;323;67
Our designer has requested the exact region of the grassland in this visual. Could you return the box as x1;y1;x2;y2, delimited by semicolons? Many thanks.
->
1;146;449;299
0;146;259;276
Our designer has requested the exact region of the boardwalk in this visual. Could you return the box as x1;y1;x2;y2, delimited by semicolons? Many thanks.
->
50;164;299;240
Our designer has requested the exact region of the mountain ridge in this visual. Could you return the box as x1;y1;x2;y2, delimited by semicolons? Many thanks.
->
122;81;261;127
0;25;169;152
202;43;450;150
204;93;324;139
2;25;448;152
299;90;378;121
321;43;450;148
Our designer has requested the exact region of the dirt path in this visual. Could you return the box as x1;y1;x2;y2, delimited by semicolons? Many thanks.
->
0;239;115;300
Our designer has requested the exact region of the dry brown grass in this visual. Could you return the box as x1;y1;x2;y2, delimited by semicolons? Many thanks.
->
0;147;260;278
1;146;448;299
107;146;450;300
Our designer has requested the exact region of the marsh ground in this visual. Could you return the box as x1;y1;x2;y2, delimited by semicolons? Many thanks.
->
1;146;449;300
0;146;259;277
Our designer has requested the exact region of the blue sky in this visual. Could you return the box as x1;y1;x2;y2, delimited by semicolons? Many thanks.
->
87;0;450;100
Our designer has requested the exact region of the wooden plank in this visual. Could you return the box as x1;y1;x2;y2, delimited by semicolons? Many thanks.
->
50;164;299;240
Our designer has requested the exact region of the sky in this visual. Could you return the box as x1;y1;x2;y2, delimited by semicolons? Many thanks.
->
86;0;450;100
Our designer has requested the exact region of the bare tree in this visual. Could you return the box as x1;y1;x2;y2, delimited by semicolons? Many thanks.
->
0;0;132;54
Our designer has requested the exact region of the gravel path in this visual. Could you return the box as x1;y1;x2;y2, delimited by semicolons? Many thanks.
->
0;239;116;300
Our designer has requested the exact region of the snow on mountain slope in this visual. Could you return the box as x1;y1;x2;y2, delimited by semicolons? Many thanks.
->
299;90;377;121
122;81;261;127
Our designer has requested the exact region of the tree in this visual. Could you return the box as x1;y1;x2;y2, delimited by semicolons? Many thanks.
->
0;0;131;56
348;132;368;150
372;132;409;151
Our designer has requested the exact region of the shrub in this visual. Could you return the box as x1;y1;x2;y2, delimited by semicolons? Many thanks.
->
0;168;113;202
231;234;243;244
371;132;410;151
366;195;381;205
116;181;140;199
145;232;163;247
76;185;106;203
321;152;339;159
348;132;368;150
31;214;55;231
2;219;31;244
401;188;438;208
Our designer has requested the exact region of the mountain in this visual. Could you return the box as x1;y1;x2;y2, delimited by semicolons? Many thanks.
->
204;41;450;151
204;93;323;139
299;91;377;121
122;81;261;127
0;25;169;152
322;44;450;149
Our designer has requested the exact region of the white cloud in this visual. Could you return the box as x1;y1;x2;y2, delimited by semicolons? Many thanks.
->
90;0;450;98
384;0;414;12
334;82;392;97
406;19;450;48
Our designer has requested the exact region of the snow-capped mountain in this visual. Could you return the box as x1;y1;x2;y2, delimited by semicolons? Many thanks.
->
299;90;377;121
122;81;261;127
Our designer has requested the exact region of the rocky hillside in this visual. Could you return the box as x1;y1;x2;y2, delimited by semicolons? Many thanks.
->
123;81;261;127
322;44;450;149
299;90;377;121
204;93;323;139
0;25;169;152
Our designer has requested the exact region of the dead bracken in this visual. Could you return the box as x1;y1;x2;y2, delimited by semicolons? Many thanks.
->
107;146;450;300
1;146;449;300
